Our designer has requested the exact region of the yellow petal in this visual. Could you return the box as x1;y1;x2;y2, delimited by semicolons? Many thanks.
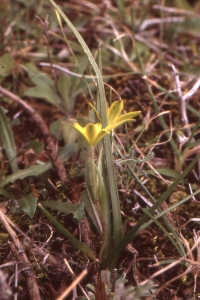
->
85;122;101;139
73;123;86;135
105;111;141;132
72;123;90;144
92;130;108;146
72;122;108;146
107;101;123;124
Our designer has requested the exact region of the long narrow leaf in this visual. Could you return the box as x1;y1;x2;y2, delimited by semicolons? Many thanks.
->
0;144;75;187
142;208;183;256
38;203;97;262
0;106;18;173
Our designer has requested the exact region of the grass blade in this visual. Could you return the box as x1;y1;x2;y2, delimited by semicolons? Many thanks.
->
38;203;97;262
101;153;200;269
0;106;18;173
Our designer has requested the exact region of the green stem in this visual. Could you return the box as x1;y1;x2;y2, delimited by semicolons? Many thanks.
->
85;146;102;235
104;135;122;269
98;149;111;259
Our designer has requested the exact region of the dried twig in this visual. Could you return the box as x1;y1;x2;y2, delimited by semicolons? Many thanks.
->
63;259;90;300
153;5;200;18
169;64;191;136
183;78;200;101
145;265;193;300
56;269;88;300
0;85;67;182
143;232;200;299
138;17;184;31
6;216;63;270
0;209;41;300
35;15;49;44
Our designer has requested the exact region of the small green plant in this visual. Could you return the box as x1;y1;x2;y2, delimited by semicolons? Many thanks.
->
38;0;142;269
83;270;156;300
114;150;155;176
37;1;200;276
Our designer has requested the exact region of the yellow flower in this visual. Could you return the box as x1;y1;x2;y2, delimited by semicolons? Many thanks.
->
72;122;108;147
73;100;141;146
105;100;141;132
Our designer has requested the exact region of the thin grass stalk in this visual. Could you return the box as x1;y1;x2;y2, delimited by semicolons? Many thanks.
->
145;189;200;228
184;118;200;150
142;81;200;124
134;44;180;157
126;165;185;255
113;142;184;254
116;0;125;12
145;78;178;99
101;153;200;269
176;118;200;172
54;9;94;104
187;104;200;118
142;208;184;256
145;80;180;157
